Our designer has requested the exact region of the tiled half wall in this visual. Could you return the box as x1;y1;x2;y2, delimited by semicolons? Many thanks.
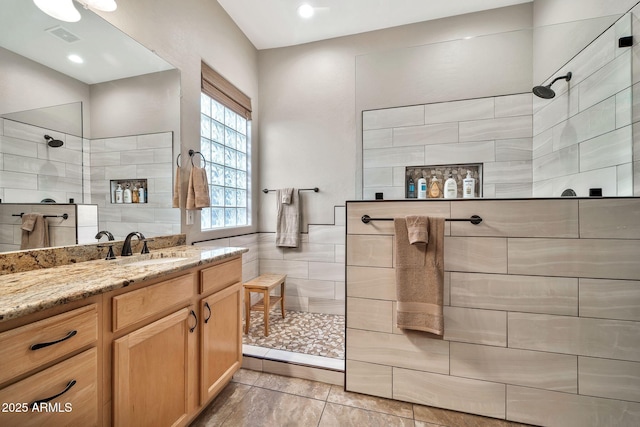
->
345;199;640;427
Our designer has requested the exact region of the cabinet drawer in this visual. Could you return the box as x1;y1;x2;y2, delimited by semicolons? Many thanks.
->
0;347;98;427
200;257;241;295
112;273;195;332
0;304;98;385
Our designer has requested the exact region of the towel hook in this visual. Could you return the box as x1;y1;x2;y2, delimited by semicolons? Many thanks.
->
176;153;182;167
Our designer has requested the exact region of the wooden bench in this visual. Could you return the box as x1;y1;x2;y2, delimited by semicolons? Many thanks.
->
243;273;286;336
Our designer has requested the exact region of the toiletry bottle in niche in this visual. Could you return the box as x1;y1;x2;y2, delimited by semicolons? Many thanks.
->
463;171;475;198
123;184;132;203
429;176;442;198
139;183;146;203
115;184;124;204
407;177;416;198
132;183;139;203
444;172;457;199
417;176;427;199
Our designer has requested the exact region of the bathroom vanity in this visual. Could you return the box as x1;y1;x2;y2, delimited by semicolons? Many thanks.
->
0;244;247;426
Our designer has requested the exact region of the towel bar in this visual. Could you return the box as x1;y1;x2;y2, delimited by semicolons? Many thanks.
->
13;213;69;220
361;214;482;225
262;187;319;194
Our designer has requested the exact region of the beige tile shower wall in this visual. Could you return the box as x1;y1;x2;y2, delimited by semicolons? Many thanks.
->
345;199;640;427
89;131;179;240
258;206;346;315
362;93;533;200
533;15;634;197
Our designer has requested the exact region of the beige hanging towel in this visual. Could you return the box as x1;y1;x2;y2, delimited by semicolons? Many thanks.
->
20;213;50;250
172;165;181;208
394;216;445;335
276;188;300;247
186;166;211;210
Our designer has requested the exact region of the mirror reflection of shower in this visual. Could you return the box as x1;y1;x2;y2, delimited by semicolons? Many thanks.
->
532;71;572;99
44;134;64;147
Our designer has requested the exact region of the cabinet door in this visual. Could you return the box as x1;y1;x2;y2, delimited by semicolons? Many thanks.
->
200;282;242;404
113;307;196;427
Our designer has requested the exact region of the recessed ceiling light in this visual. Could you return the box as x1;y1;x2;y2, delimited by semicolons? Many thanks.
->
297;4;314;19
67;54;84;64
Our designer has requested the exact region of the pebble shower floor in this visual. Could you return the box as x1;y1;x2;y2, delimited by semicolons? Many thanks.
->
242;309;345;360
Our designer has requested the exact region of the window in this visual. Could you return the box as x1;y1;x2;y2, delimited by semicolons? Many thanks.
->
200;62;252;230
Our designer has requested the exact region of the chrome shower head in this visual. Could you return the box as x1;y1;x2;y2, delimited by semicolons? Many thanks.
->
532;72;572;99
44;134;64;147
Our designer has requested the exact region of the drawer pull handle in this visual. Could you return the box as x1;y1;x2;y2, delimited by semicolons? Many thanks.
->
204;302;212;324
189;310;197;333
30;379;76;409
30;330;78;350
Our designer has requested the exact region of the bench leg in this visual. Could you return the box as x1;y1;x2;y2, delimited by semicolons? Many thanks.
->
280;282;285;319
264;291;270;337
244;289;251;334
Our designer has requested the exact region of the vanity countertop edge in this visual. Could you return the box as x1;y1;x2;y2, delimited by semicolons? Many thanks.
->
0;245;248;323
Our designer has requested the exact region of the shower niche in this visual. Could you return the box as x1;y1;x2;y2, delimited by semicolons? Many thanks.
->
110;179;148;204
406;163;482;199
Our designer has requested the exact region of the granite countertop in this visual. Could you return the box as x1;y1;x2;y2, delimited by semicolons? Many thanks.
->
0;245;248;323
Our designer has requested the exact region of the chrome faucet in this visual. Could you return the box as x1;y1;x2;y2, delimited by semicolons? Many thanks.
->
95;230;115;241
121;232;148;256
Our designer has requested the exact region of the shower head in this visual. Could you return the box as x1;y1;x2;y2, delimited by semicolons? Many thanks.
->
44;134;64;147
532;72;572;99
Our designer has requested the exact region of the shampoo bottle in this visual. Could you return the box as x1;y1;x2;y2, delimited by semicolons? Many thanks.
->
463;171;475;199
115;184;123;204
444;172;457;199
417;177;427;199
123;185;132;203
132;184;139;203
138;184;146;203
407;177;416;198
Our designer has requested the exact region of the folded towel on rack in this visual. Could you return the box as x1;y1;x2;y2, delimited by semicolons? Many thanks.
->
281;188;293;204
21;213;50;250
394;216;444;335
173;165;181;208
276;188;300;247
186;166;211;210
406;215;428;244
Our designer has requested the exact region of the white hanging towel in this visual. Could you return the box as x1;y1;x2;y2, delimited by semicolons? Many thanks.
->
275;188;299;247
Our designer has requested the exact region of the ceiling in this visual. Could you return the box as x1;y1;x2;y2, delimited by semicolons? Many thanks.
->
217;0;534;50
0;0;174;85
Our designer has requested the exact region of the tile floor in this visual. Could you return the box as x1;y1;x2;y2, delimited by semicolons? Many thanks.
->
190;369;536;427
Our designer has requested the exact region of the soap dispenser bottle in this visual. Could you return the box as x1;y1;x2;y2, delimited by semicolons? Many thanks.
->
463;171;476;199
123;184;132;203
428;176;442;198
417;176;428;199
444;172;457;199
115;184;124;204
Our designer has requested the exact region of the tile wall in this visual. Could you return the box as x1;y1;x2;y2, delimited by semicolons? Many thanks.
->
197;206;346;316
89;131;180;240
363;94;534;200
345;199;640;427
533;13;634;197
0;119;84;204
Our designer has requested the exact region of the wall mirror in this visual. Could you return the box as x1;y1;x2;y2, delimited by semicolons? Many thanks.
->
357;10;634;199
0;0;181;252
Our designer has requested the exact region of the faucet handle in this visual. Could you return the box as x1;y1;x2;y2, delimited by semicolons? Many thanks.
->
140;238;154;254
98;244;116;260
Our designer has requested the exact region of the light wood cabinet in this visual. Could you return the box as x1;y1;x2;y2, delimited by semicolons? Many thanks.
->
200;281;242;404
113;307;196;427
